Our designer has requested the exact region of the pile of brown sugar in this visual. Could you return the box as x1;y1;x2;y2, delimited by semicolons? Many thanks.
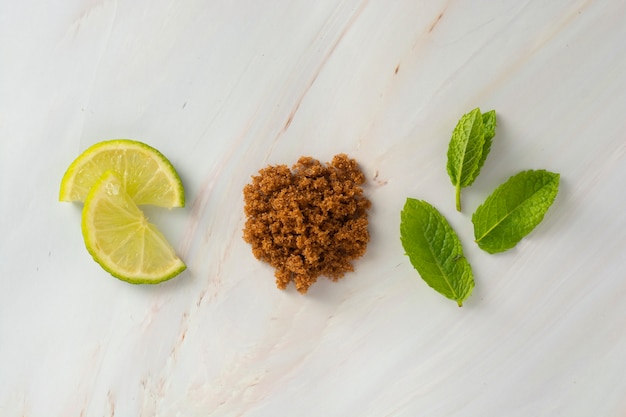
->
243;154;371;293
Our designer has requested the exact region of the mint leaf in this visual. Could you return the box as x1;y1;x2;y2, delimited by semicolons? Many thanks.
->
472;170;560;254
400;198;474;306
446;108;496;211
474;110;497;178
482;110;497;142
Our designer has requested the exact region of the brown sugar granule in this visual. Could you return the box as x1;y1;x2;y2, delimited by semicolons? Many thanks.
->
242;154;371;294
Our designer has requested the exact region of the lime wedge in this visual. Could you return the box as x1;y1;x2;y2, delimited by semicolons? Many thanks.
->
81;171;186;284
60;139;184;208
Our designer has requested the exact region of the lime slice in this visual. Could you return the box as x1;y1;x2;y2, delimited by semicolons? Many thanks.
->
81;171;186;284
60;139;184;208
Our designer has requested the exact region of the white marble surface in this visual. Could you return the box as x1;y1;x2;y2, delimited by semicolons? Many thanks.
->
2;0;626;415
